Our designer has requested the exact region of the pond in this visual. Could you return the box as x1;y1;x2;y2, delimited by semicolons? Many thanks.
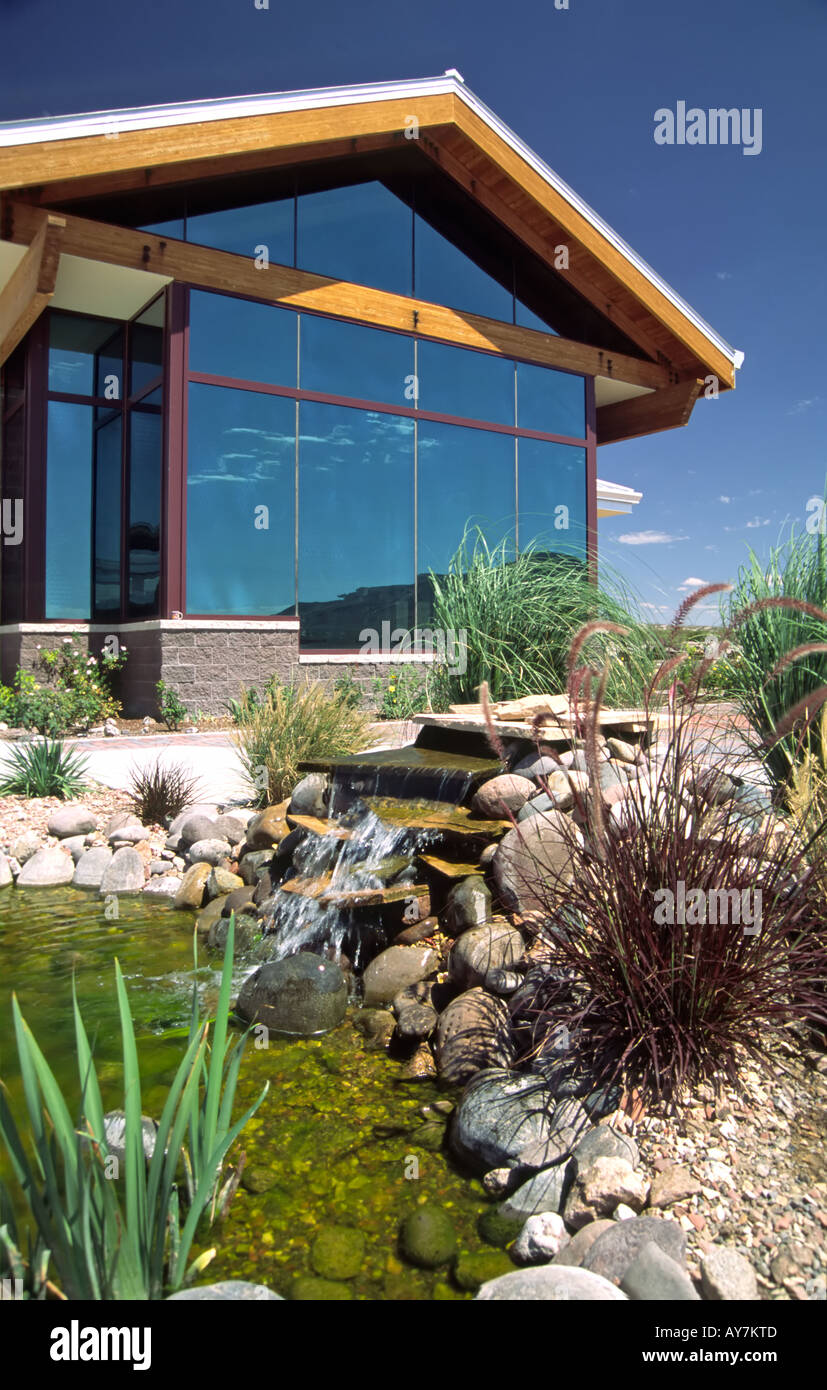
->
0;888;496;1300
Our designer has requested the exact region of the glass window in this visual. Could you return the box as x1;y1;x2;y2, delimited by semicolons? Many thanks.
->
138;218;185;240
297;181;412;295
517;439;587;560
414;215;513;323
300;315;414;407
187;198;294;265
186;383;296;615
46;402;93;617
130;297;164;398
516;299;560;335
517;362;586;439
188;290;297;387
48;314;123;397
93;413;122;618
298;402;414;648
417;421;516;620
417;341;514;426
128;411;162;617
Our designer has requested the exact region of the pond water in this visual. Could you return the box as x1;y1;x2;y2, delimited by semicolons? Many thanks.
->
0;888;495;1300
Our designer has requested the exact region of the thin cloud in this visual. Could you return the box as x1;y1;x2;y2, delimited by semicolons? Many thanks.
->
719;495;731;504
678;577;710;589
788;397;820;416
617;530;689;546
716;271;733;281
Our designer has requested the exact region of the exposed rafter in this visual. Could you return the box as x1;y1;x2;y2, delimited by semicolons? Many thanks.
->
0;210;64;365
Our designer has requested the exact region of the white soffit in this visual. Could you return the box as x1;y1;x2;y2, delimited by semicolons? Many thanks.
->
594;377;653;409
51;255;171;317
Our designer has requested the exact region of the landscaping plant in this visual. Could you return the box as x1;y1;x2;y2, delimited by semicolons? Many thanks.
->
156;679;189;731
371;665;427;720
0;919;267;1300
234;677;370;806
0;738;89;799
0;640;127;735
127;756;203;826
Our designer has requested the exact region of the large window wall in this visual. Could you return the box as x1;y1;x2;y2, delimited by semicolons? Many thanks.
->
185;289;591;649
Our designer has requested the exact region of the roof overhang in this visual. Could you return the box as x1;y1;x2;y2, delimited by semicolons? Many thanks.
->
597;477;643;518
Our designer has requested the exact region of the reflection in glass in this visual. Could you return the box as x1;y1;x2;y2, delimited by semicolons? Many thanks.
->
48;314;124;397
93;414;122;617
298;402;414;648
46;402;93;617
187;383;296;615
517;362;585;439
517;438;587;560
417;341;514;426
415;214;513;322
516;299;560;335
189;290;297;387
139;218;185;240
297;182;412;295
129;411;162;616
187;198;294;264
300;315;413;407
130;299;164;398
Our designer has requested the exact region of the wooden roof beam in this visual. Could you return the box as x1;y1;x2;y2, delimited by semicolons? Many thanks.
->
0;210;64;366
596;379;703;445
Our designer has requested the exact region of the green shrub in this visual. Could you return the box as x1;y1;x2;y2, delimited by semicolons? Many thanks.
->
156;679;189;731
235;678;371;806
371;665;427;720
332;673;363;710
0;640;126;735
0;919;267;1300
0;738;89;799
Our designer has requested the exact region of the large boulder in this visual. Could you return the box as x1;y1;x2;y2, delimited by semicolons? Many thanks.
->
471;774;537;819
449;1069;557;1172
143;875;182;898
47;806;97;838
435;988;514;1086
497;1161;574;1221
168;805;218;836
361;945;438;1007
178;814;218;848
107;823;150;845
440;876;493;938
174;862;212;910
288;774;329;819
187;838;232;866
493;813;581;914
399;1205;457;1268
245;806;290;850
448;922;524;989
17;847;74;887
99;848;146;895
621;1243;700;1301
0;854;12;888
571;1125;639;1172
236;952;348;1036
211;814;248;845
72;846;113;889
476;1266;627;1301
168;1281;282;1301
581;1216;687;1286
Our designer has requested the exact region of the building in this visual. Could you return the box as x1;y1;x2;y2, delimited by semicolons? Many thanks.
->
0;74;742;714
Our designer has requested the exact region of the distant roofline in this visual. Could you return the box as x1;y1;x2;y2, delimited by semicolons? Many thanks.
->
0;73;743;371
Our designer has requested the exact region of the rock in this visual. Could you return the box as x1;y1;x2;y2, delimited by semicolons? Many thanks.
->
143;875;182;898
353;1008;396;1046
498;1161;574;1221
362;945;438;1007
289;1276;352;1301
195;896;226;937
472;774;537;818
17;847;74;887
178;814;218;848
511;752;562;781
448;921;524;990
103;1110;157;1164
552;1219;614;1268
168;805;217;836
236;952;348;1036
310;1227;365;1280
482;1169;518;1198
238;850;275;884
582;1216;687;1285
211;814;247;845
564;1157;649;1228
607;738;637;763
205;866;244;900
208;911;258;955
477;1207;524;1248
700;1247;759;1301
454;1249;514;1291
240;1166;278;1194
98;848;146;895
493;813;580;914
221;885;257;916
0;854;12;888
104;811;137;838
399;1044;438;1080
60;835;89;863
613;1203;638;1221
174;862;212;910
621;1243;700;1301
435;988;514;1086
72;846;113;889
288;773;329;819
440;876;493;938
450;1069;557;1171
10;832;40;864
476;1266;627;1301
47;806;97;838
396;1002;438;1040
399;1205;457;1268
168;1281;282;1301
483;968;522;995
245;806;290;850
104;720;119;736
187;838;232;866
513;1212;570;1264
107;823;149;845
518;771;590;819
515;1099;591;1169
396;917;440;946
648;1164;701;1209
571;1125;639;1171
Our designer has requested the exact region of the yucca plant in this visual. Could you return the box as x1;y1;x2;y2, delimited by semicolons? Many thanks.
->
235;678;370;807
127;757;203;826
0;738;89;799
0;919;267;1299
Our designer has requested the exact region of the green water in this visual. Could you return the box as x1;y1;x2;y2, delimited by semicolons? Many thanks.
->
0;888;497;1300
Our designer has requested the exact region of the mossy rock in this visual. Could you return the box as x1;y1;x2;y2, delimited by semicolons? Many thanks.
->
433;1280;468;1300
290;1276;353;1301
410;1121;445;1152
400;1204;457;1269
241;1165;279;1194
310;1226;365;1280
454;1248;515;1292
477;1207;524;1250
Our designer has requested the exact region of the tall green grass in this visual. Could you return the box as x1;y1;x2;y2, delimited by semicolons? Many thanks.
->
234;678;371;806
427;527;663;707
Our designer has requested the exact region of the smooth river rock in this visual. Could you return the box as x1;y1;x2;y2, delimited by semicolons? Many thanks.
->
47;806;97;838
17;847;75;887
72;846;113;889
493;813;581;914
435;988;515;1086
476;1266;627;1301
448;921;524;989
362;945;438;1007
236;951;348;1036
449;1069;557;1172
99;847;146;895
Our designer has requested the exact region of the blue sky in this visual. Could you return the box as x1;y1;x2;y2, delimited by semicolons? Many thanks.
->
1;0;824;625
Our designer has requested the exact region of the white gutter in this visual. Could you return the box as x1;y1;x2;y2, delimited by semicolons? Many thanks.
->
0;72;743;371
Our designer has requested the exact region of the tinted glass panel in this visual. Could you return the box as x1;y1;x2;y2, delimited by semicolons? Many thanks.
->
297;182;411;295
187;199;294;264
130;299;164;397
46;402;93;617
417;341;515;426
417;421;516;621
516;299;560;335
129;411;162;616
93;414;122;618
187;383;295;615
518;439;587;559
517;362;585;439
415;215;513;323
300;315;414;407
189;290;297;386
298;402;414;648
48;314;123;397
139;218;185;239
